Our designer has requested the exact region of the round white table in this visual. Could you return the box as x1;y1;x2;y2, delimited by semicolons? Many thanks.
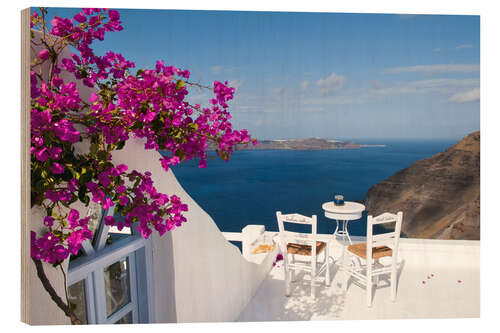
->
322;201;365;245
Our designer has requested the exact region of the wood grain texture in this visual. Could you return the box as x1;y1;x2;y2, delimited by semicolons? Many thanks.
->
21;7;31;324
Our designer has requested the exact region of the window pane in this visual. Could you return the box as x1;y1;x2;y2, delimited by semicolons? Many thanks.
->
106;213;132;246
115;311;132;324
104;257;131;317
68;280;88;324
69;202;104;260
87;201;104;239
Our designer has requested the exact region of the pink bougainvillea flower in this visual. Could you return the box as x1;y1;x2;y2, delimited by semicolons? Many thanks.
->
67;209;80;228
35;147;49;162
108;9;120;21
89;92;99;103
116;185;126;193
50;162;64;174
73;12;87;23
104;215;115;226
116;164;128;173
39;49;49;61
33;136;44;147
102;197;114;209
48;147;62;160
61;58;76;72
43;216;55;227
119;195;129;206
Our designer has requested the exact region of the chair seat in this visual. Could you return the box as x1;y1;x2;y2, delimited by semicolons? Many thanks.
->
287;241;326;256
347;242;392;259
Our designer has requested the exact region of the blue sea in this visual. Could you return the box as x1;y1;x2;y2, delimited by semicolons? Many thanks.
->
168;139;456;240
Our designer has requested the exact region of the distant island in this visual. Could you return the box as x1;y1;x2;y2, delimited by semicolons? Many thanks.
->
225;138;386;151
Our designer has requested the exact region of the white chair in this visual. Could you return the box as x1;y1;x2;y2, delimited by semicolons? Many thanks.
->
276;211;330;298
342;211;403;307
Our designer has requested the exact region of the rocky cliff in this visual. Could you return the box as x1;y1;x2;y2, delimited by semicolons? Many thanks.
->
365;131;480;240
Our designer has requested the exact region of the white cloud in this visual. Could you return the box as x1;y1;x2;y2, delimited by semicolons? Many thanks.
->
300;80;310;91
316;72;347;95
455;44;474;49
432;48;442;52
229;79;243;89
370;78;479;96
408;78;479;89
448;88;480;103
210;65;239;75
210;65;224;74
384;64;479;74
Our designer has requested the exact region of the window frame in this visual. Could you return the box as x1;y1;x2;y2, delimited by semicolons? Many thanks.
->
67;207;155;324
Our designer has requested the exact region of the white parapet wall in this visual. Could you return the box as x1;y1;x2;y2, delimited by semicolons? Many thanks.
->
112;139;278;323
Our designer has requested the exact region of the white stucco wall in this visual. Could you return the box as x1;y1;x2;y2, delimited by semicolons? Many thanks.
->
28;206;72;325
112;140;276;322
27;30;85;325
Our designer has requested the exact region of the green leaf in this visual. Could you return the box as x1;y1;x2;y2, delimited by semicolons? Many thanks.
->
62;167;73;181
176;80;185;90
78;185;87;202
69;194;78;204
90;142;98;155
97;150;108;161
80;171;93;185
116;141;126;150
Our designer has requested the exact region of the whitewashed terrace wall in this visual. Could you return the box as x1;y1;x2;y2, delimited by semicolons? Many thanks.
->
112;140;276;322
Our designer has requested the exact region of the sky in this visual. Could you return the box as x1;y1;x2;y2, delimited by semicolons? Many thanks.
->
44;7;480;140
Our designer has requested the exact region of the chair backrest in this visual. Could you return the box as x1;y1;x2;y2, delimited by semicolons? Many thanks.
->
366;212;403;262
276;211;319;257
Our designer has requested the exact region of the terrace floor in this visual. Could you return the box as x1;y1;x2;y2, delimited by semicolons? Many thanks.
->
237;237;480;321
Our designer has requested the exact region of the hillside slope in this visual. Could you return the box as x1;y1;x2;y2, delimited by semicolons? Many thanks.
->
365;131;480;240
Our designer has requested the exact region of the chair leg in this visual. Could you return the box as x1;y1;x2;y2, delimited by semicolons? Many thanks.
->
367;266;373;307
390;262;397;302
290;254;296;282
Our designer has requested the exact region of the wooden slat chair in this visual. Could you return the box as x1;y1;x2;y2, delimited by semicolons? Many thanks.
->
276;211;330;298
342;211;403;307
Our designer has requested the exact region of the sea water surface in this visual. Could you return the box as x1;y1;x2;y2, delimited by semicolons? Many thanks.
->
168;139;456;239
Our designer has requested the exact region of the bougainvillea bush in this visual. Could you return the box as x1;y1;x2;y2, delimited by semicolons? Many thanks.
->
29;7;256;322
